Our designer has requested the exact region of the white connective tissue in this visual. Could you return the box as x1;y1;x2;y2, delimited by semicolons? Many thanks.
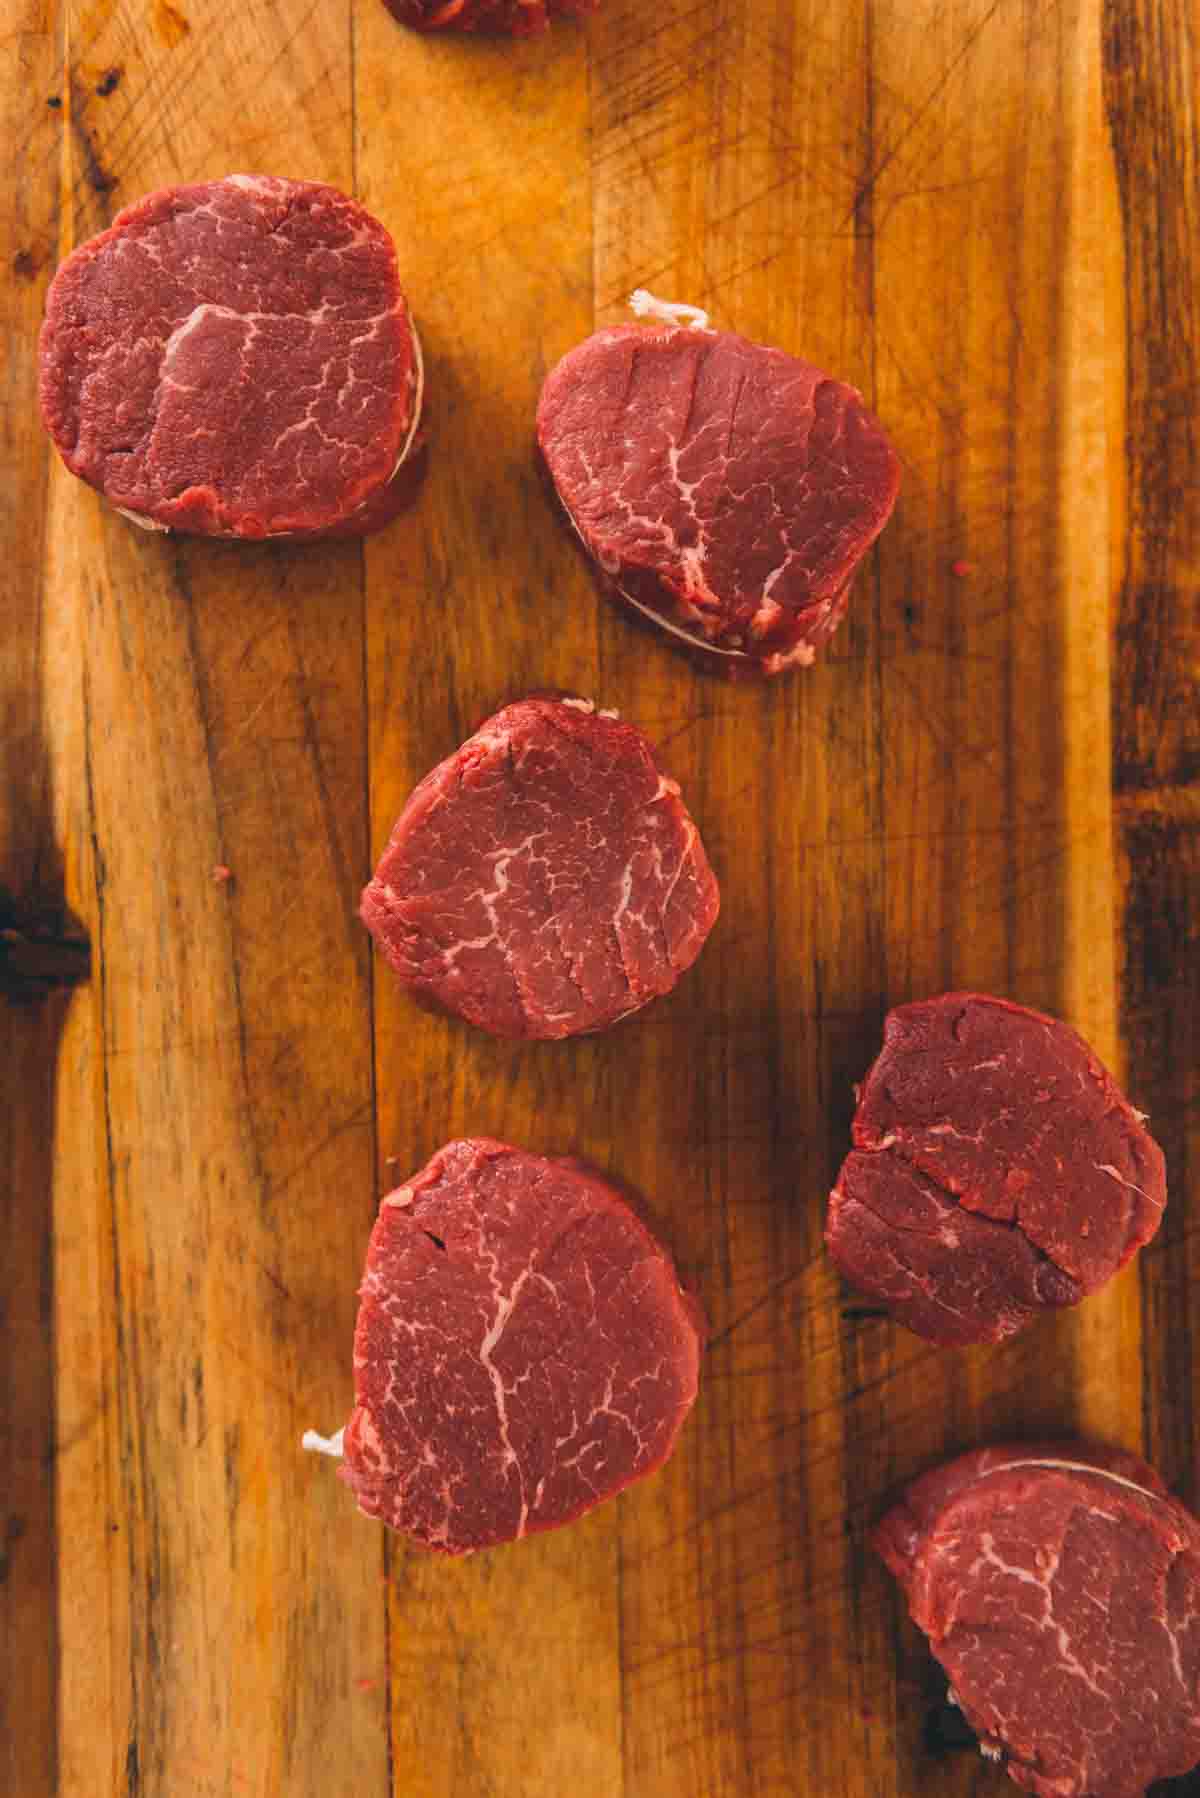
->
628;289;712;332
301;1427;345;1459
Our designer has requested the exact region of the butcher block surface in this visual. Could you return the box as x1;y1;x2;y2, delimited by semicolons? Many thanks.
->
1;1;1197;1795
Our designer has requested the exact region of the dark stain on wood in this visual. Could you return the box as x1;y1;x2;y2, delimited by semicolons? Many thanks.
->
0;892;90;1003
1122;811;1200;1498
68;80;119;200
152;0;192;48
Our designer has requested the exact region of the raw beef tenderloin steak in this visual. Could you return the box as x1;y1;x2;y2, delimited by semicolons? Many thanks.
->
316;1140;706;1552
39;175;423;538
360;695;719;1039
875;1442;1200;1796
383;0;593;31
824;993;1165;1346
536;293;900;674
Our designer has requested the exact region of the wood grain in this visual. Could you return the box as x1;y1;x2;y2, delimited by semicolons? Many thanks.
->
1;0;1196;1794
353;14;624;1794
584;3;1134;1793
2;3;66;1792
34;5;389;1795
1104;0;1200;1511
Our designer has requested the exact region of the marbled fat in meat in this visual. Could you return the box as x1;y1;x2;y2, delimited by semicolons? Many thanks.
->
875;1441;1200;1796
39;174;421;538
360;696;720;1039
340;1139;706;1552
536;317;900;673
824;993;1165;1345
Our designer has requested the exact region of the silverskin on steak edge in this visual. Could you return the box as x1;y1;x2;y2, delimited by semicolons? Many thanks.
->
537;295;900;674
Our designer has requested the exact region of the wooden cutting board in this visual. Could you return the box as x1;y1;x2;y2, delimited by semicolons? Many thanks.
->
2;0;1197;1793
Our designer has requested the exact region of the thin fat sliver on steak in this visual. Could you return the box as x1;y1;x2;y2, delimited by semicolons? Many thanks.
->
360;695;720;1040
304;1140;706;1553
39;175;424;539
537;292;900;674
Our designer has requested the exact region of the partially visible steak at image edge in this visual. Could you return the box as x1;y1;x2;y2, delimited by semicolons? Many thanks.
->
876;1442;1200;1797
